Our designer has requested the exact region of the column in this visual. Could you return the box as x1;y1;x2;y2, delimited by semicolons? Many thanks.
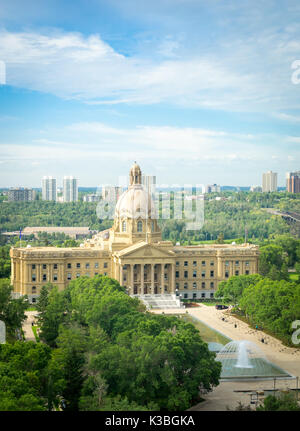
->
131;264;134;290
161;264;164;293
151;264;155;293
140;264;144;294
171;263;175;294
120;264;123;286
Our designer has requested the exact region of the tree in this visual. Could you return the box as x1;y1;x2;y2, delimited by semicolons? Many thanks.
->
0;279;28;338
215;274;262;305
257;393;300;411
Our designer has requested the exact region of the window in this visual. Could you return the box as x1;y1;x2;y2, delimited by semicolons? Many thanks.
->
32;298;36;303
54;263;58;270
76;263;81;268
42;264;47;270
184;261;188;267
246;261;250;266
235;260;239;266
85;263;90;269
235;270;239;276
193;261;197;267
176;282;179;289
95;262;99;269
32;286;36;294
225;271;229;278
245;270;250;275
104;262;108;268
53;274;58;281
193;282;197;289
104;272;107;276
210;282;214;289
42;274;47;281
210;261;214;266
193;293;197;299
193;270;197;278
67;273;71;280
122;220;126;232
225;261;229;267
201;293;205;298
184;271;188;278
175;271;179;278
210;270;214;277
137;220;143;232
176;261;179;267
210;293;214;298
202;261;206;266
32;264;36;270
201;271;205;278
184;282;188;289
184;293;188;299
67;263;72;269
76;273;80;278
164;273;168;280
32;274;36;282
201;282;205;288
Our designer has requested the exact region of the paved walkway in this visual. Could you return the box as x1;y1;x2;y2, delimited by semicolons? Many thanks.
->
23;311;37;342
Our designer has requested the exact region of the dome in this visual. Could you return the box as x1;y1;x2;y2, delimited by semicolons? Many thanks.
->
115;184;157;219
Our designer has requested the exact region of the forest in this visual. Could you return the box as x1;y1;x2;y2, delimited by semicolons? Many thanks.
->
0;276;221;411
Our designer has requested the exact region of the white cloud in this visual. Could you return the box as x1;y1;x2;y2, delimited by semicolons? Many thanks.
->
0;28;300;111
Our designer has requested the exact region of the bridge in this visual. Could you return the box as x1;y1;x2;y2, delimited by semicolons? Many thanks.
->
264;208;300;224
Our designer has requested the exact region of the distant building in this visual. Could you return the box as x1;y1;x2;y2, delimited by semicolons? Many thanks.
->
205;184;221;193
63;176;78;202
250;185;262;192
102;186;122;202
142;175;156;196
286;171;300;193
8;188;35;202
83;194;101;202
42;176;56;201
262;171;277;192
3;226;97;240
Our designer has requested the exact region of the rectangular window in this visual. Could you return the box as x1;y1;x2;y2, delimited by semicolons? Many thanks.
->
235;270;239;276
86;263;90;269
67;273;71;280
95;272;98;276
104;262;108;268
67;263;72;269
184;261;188;267
53;274;58;281
42;274;47;281
32;298;36;303
184;293;188;299
193;261;197;267
225;271;229;278
76;273;80;278
235;260;239;266
202;271;205;278
53;263;58;270
184;283;188;289
210;270;214;277
245;270;250;275
210;282;214;289
210;293;214;298
210;261;214;266
193;282;197;289
104;272;107;276
201;282;205;289
176;261;179;267
201;293;205;298
175;271;179;278
32;286;36;294
32;274;36;282
202;261;206;266
246;261;250;266
95;262;99;269
184;271;188;278
76;263;81;268
193;293;197;299
225;261;229;267
32;264;36;270
193;270;197;278
42;264;47;270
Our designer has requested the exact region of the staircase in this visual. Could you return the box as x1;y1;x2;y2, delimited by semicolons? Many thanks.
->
133;294;183;310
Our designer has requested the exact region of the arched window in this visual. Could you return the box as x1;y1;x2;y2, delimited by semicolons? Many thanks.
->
122;220;126;232
137;220;143;232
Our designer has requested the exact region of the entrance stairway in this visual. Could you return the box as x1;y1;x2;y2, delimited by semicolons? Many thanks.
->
133;294;182;310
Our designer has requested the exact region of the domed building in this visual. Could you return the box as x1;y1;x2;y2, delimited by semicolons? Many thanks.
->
10;163;259;305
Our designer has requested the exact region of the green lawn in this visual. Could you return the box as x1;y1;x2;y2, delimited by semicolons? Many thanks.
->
289;273;299;282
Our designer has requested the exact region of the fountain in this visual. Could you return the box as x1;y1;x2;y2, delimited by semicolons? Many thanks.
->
216;340;291;379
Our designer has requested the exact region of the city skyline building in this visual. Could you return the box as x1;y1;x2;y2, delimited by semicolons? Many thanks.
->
42;176;57;201
262;171;278;192
63;176;78;202
286;171;300;193
8;188;35;202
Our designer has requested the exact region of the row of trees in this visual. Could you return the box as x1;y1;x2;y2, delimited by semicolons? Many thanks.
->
216;274;300;345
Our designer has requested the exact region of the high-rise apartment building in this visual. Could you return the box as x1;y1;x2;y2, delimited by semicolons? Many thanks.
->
63;176;78;202
42;176;57;201
8;188;35;202
262;171;277;192
286;171;300;193
102;186;122;202
205;184;221;194
142;175;156;196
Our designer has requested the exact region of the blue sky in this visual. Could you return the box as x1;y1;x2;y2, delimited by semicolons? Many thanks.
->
0;0;299;187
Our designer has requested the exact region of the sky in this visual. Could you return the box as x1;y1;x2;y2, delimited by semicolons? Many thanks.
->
0;0;299;187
